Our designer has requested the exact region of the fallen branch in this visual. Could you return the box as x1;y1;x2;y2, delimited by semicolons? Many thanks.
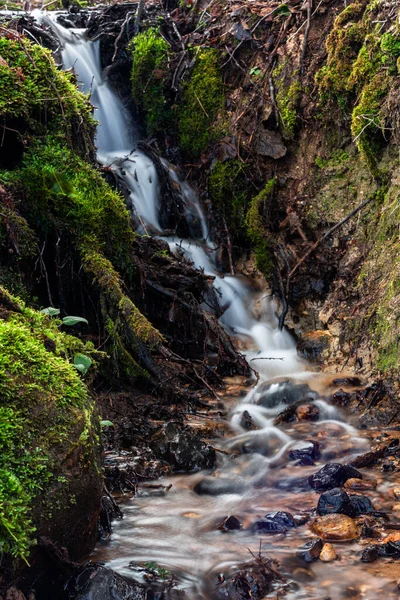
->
301;0;312;74
250;357;284;361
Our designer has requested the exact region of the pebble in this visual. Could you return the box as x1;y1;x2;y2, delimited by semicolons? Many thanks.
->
393;487;400;500
218;515;243;531
344;478;377;491
310;514;360;541
320;543;338;562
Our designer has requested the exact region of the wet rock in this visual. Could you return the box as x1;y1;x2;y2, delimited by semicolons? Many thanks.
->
289;440;320;465
317;488;355;517
218;515;243;531
296;331;332;362
215;559;283;599
296;539;323;562
309;463;362;491
344;478;377;491
330;389;351;407
193;477;245;496
71;565;148;600
293;514;310;526
152;423;216;473
319;543;338;562
361;546;379;563
331;376;362;388
349;494;374;515
264;511;296;528
296;404;320;421
254;128;287;159
257;381;315;409
251;519;286;534
239;410;257;430
310;514;360;541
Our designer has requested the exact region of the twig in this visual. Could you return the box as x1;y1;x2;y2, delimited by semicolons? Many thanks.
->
112;11;133;63
301;0;312;74
134;0;145;35
250;357;284;361
288;194;376;280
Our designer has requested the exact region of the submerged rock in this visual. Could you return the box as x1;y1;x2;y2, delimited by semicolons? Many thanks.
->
309;463;362;491
296;404;320;421
264;511;296;528
310;514;360;541
251;519;286;534
218;515;243;531
215;559;283;599
193;477;245;496
257;381;315;409
296;539;323;562
289;440;320;465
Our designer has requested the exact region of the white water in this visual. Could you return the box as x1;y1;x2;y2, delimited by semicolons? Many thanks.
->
37;16;391;599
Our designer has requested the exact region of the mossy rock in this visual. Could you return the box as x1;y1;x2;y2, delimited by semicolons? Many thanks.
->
0;288;102;563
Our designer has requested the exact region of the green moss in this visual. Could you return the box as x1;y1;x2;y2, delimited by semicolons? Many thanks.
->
130;28;171;136
245;179;275;278
178;49;225;157
380;32;400;57
0;289;99;561
272;62;302;140
0;35;94;152
208;159;249;236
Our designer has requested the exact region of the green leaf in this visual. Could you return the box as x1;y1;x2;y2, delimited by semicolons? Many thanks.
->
100;420;114;427
62;316;88;326
40;307;60;317
275;3;291;16
73;353;92;375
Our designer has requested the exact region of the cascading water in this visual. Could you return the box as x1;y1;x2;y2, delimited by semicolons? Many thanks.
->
38;15;399;599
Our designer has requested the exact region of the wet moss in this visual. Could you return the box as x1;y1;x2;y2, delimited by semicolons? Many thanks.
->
0;289;100;561
130;28;171;137
178;49;225;157
246;179;275;278
208;159;250;236
0;35;95;157
273;62;302;140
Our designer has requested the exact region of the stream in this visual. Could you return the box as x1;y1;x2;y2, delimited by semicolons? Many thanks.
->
38;14;400;599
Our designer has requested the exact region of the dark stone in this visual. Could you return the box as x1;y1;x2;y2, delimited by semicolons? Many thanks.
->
296;539;323;562
152;422;216;473
193;477;245;496
289;440;320;465
349;494;374;515
251;519;286;534
257;381;315;409
240;410;257;430
361;546;379;563
330;389;351;407
70;565;148;600
215;560;282;600
218;515;243;531
264;511;296;528
331;377;362;388
309;463;363;491
376;540;400;558
317;488;355;517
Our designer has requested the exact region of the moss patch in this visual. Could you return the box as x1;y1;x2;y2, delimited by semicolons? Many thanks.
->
178;49;225;157
246;179;275;278
0;289;100;561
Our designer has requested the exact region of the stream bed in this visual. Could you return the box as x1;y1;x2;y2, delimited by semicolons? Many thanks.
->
37;13;400;599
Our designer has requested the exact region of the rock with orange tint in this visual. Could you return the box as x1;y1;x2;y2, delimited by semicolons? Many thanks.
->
310;514;360;541
344;478;377;491
296;404;320;421
320;543;338;562
383;531;400;544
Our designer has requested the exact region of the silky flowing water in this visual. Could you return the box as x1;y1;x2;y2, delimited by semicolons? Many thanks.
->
37;16;400;598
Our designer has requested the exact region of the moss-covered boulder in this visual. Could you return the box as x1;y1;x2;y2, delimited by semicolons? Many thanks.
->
0;288;102;564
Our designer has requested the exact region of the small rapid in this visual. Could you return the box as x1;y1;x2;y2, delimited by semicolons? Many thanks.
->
38;15;399;599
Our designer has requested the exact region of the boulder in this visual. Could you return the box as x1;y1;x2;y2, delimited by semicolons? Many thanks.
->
70;565;147;600
310;514;360;541
251;519;286;534
264;511;296;528
215;560;283;599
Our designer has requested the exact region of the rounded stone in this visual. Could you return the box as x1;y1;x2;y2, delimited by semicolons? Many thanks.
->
310;514;360;541
320;543;338;562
